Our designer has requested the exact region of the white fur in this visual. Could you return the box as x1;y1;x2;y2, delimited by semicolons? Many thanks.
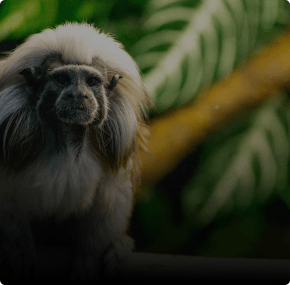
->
0;23;146;113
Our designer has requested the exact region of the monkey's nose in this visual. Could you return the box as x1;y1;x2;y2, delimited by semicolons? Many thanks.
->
65;93;89;99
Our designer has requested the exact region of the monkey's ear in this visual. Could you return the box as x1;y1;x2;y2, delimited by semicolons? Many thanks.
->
107;74;123;90
19;66;42;87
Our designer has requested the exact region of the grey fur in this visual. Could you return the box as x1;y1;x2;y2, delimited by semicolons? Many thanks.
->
0;22;149;282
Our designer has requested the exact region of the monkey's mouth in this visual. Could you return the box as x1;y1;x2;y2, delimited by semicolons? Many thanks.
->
55;103;98;125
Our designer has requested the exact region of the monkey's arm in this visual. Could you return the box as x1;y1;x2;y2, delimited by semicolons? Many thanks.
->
139;28;290;186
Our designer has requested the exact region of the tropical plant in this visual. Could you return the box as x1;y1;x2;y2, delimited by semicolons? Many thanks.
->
132;0;290;256
1;0;290;257
132;0;290;111
0;0;148;50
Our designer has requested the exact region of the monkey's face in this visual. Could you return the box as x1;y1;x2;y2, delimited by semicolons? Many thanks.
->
36;65;109;126
19;60;136;170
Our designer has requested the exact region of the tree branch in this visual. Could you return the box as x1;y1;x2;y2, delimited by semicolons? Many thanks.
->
24;247;290;283
139;28;290;186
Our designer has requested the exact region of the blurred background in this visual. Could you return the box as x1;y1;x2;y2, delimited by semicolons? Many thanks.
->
1;0;290;259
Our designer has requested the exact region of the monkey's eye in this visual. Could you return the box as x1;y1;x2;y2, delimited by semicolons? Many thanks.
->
86;77;99;87
55;75;69;86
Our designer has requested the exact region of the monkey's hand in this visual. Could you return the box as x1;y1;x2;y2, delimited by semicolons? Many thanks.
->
103;234;134;278
0;214;37;282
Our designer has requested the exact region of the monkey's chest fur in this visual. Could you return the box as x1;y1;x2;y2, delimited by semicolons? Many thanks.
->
0;136;133;225
0;144;103;218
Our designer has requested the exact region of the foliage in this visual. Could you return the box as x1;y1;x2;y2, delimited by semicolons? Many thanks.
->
0;0;149;51
182;97;290;227
133;0;290;256
132;0;290;112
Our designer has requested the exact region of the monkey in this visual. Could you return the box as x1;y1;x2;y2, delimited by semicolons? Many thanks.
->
0;22;149;282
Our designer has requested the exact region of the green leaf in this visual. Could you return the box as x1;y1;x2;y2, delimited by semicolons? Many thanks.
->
0;0;58;41
181;96;290;227
132;0;290;112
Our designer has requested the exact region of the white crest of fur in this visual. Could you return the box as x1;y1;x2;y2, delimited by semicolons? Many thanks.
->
0;22;146;114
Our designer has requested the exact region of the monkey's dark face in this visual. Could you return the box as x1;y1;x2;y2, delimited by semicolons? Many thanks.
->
37;65;109;126
19;60;135;171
